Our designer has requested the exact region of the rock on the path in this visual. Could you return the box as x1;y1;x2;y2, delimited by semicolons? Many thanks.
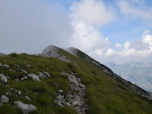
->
68;75;78;86
15;64;20;68
3;64;10;68
44;72;50;77
18;91;21;95
14;100;36;114
80;83;85;88
72;101;80;106
0;74;7;82
27;73;40;81
65;102;71;106
38;72;45;78
1;95;9;103
22;70;27;74
15;79;19;82
54;100;63;107
57;94;64;100
26;64;31;68
25;96;31;100
0;63;2;67
58;90;63;93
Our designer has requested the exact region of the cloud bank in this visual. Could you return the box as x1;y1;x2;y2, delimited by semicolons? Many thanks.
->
0;0;74;54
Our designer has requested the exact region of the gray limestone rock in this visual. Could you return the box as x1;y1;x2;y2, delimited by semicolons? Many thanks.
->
14;100;36;114
1;95;9;103
27;73;40;81
38;72;45;78
22;70;27;74
44;72;50;77
3;64;10;68
0;74;7;82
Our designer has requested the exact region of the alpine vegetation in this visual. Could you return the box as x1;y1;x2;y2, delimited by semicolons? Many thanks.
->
0;46;152;114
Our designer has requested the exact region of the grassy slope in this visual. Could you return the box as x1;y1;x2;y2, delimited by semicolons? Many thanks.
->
0;50;152;114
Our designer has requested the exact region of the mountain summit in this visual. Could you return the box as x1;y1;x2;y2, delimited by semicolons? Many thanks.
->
0;45;152;114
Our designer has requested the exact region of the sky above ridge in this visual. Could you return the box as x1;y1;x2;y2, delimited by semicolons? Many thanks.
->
0;0;152;64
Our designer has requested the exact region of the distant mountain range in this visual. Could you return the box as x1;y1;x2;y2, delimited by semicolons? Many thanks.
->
105;62;152;92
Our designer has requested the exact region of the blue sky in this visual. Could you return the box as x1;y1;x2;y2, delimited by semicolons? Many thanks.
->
0;0;152;64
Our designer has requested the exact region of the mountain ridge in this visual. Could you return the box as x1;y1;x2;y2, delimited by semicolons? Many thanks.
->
0;45;152;114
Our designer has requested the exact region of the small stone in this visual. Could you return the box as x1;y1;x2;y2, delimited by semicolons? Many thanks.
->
24;76;27;79
27;73;40;81
72;101;80;106
22;70;27;74
14;100;36;114
15;64;20;68
0;74;7;82
57;94;64;100
58;90;63;93
25;96;31;100
79;83;85;88
10;88;14;90
75;87;78;91
18;91;21;95
1;95;9;103
5;92;9;96
44;72;50;77
38;72;45;78
15;79;19;82
21;78;24;81
65;102;71;106
0;63;2;67
3;64;10;68
5;85;9;87
77;78;81;82
26;64;31;68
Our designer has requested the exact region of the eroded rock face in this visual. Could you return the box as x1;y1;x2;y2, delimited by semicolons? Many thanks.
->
14;100;36;114
41;45;70;62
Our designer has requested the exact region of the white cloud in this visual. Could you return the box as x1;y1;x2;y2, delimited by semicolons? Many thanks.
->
69;0;114;53
124;41;130;49
143;34;152;50
70;0;116;27
142;30;150;37
0;0;74;54
70;22;110;52
118;0;152;22
95;49;102;56
105;49;115;57
115;43;122;48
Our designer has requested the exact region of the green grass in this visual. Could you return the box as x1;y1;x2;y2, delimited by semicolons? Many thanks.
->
0;50;152;114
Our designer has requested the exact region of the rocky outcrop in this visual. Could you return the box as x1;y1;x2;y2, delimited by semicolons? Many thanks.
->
41;45;70;62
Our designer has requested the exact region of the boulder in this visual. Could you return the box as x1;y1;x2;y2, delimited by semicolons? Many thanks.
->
0;63;2;67
22;70;27;74
1;95;9;103
14;100;36;114
0;74;7;82
44;72;50;77
3;64;10;68
27;73;40;81
38;72;45;78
